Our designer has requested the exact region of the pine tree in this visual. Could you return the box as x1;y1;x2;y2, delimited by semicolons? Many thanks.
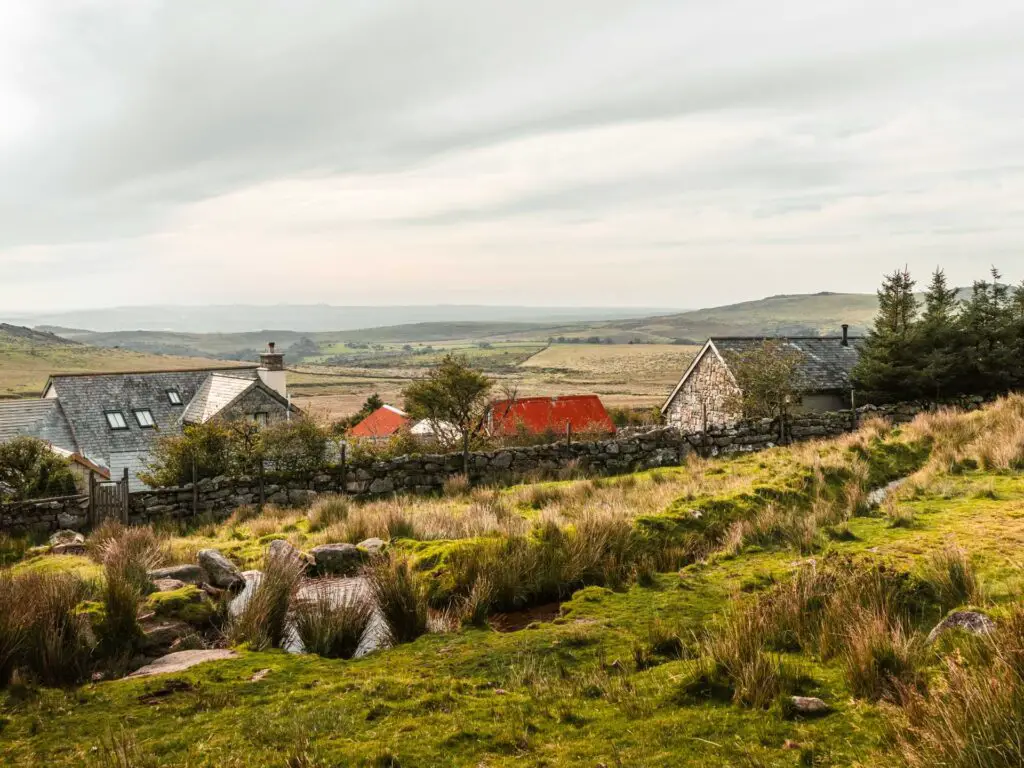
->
852;267;924;400
959;267;1015;395
918;268;961;398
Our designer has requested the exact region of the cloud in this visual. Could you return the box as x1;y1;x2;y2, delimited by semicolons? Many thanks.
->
1;0;1023;312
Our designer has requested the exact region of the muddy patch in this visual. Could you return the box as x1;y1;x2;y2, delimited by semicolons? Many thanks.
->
489;602;562;632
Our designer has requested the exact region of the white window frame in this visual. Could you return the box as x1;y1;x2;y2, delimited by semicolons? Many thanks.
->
133;409;156;428
166;389;182;405
105;411;128;430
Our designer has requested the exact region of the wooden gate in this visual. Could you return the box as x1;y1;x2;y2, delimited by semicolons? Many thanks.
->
89;468;129;526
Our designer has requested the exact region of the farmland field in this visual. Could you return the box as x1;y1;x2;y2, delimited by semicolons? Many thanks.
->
288;343;699;420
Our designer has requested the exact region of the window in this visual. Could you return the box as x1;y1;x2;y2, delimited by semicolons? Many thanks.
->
252;412;269;427
105;411;128;430
166;389;182;405
134;409;156;428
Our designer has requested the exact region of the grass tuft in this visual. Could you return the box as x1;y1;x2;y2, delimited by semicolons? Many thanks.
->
292;582;375;659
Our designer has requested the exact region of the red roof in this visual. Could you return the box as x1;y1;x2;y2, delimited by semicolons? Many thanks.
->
488;395;616;437
349;405;410;439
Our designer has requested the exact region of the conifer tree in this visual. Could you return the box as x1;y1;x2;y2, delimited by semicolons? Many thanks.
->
918;268;961;398
959;267;1015;395
852;267;924;400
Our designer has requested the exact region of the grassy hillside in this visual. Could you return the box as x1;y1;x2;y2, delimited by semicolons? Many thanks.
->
3;399;1024;766
0;325;249;398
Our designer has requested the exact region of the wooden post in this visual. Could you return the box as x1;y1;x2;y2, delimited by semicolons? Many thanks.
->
88;472;96;528
191;454;198;518
565;422;572;447
121;467;130;523
257;458;265;512
850;389;858;431
340;442;348;494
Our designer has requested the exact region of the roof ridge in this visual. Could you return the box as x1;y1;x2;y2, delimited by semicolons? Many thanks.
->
48;365;258;378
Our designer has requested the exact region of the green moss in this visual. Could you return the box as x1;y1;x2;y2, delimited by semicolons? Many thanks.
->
143;586;216;626
10;554;102;582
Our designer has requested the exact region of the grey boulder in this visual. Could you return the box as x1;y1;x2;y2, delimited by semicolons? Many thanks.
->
927;610;995;644
309;543;366;576
357;537;387;556
49;530;85;547
787;697;831;718
197;549;245;590
268;539;315;569
149;564;208;586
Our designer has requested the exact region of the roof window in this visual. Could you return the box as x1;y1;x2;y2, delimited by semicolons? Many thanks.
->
105;411;128;430
134;409;156;428
166;389;182;405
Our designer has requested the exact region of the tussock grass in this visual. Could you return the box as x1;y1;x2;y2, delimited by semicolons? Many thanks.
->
920;539;984;611
896;606;1024;768
293;582;375;659
17;570;93;686
841;608;925;702
367;555;429;645
306;496;349;533
0;571;27;688
230;548;306;650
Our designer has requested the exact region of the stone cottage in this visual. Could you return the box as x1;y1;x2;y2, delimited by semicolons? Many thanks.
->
0;343;296;490
661;327;863;433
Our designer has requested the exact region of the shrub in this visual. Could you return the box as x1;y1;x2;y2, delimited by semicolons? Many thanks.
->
292;582;375;659
920;539;984;611
0;436;77;501
262;416;329;475
230;548;306;650
140;421;234;488
367;555;428;644
17;571;93;686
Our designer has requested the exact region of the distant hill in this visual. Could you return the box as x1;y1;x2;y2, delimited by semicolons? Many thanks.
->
25;291;892;361
11;304;682;334
0;324;248;399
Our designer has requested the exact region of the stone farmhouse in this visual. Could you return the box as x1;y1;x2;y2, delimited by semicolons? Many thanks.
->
661;327;864;433
0;344;296;490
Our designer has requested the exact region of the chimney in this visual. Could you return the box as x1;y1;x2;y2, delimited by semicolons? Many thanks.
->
258;341;287;398
841;324;849;347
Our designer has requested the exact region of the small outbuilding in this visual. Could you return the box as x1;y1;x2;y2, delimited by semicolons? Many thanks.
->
349;405;410;441
661;329;863;433
487;395;616;437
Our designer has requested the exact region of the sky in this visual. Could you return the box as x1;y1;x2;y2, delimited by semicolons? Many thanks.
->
1;0;1024;313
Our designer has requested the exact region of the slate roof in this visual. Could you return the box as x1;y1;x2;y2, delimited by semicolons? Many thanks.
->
0;399;78;453
711;336;864;392
181;373;259;424
44;367;258;463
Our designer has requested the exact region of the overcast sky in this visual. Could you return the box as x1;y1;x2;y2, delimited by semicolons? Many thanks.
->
2;1;1023;312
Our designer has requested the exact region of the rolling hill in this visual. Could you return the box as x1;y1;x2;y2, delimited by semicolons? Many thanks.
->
0;325;251;399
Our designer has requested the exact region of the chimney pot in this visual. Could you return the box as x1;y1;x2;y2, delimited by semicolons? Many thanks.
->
268;341;276;352
841;324;849;346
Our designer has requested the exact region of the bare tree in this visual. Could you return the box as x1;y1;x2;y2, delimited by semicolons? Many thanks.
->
723;341;805;424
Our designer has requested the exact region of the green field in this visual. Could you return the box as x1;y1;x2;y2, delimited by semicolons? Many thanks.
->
3;399;1023;766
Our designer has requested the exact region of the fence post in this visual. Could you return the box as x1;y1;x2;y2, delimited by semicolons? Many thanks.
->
257;459;265;512
340;442;348;494
566;422;572;447
88;472;96;528
191;454;198;519
121;467;130;523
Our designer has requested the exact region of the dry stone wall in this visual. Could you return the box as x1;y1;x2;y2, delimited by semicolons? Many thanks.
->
0;396;988;534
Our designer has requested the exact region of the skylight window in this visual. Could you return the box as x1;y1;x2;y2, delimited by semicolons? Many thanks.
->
134;409;156;428
105;411;128;430
166;389;182;405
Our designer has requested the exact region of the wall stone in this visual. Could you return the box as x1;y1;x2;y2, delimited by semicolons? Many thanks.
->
0;396;989;534
664;349;741;432
0;494;89;535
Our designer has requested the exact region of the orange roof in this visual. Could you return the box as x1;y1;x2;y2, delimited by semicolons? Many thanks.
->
349;405;410;439
488;395;615;437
